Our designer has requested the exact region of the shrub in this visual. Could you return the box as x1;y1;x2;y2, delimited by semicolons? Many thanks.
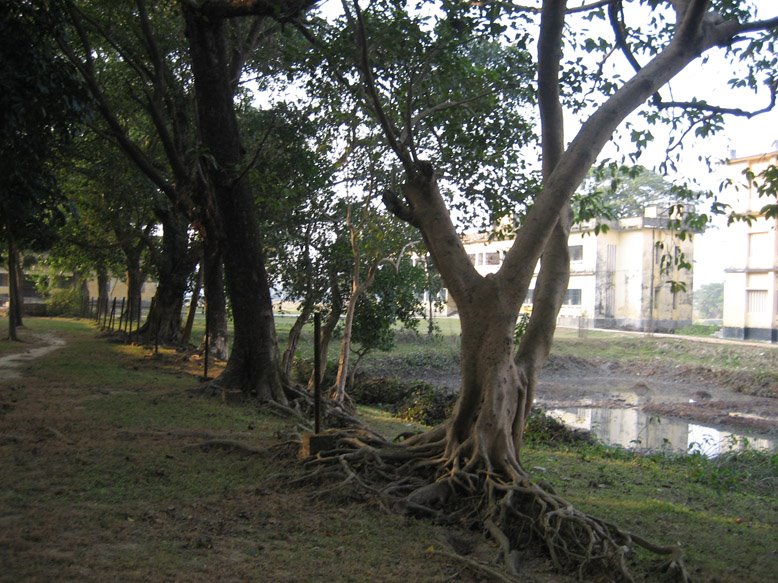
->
524;408;596;445
292;358;338;387
47;287;84;316
394;382;456;426
350;377;413;405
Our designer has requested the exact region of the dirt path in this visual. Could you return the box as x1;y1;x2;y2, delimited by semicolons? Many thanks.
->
0;333;65;380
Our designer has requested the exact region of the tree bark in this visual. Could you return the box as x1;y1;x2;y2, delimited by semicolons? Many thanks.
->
10;241;24;327
200;232;229;360
184;6;284;402
96;265;109;321
332;284;360;401
139;205;194;345
181;263;202;346
332;210;378;402
281;301;312;384
7;236;20;340
124;252;144;335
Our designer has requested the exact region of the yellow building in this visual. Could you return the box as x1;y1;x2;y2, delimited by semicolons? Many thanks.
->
456;206;694;332
722;150;778;342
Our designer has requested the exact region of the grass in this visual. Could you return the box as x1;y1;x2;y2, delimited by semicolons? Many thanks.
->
521;441;777;580
1;317;462;582
1;316;776;581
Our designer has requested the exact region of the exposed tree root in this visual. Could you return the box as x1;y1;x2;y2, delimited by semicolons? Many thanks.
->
430;548;519;583
289;426;689;583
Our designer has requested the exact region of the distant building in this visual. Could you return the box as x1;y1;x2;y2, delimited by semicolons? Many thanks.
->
453;206;694;332
0;263;157;315
722;150;778;342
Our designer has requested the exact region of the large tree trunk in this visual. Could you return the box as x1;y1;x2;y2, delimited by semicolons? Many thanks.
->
139;205;194;345
7;236;21;340
96;265;109;321
442;279;525;475
200;233;229;360
181;263;202;346
184;7;284;402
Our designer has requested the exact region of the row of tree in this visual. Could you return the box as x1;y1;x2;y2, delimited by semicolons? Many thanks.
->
2;1;776;576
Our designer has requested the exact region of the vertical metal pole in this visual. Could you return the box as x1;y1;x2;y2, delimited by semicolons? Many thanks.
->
203;301;210;380
314;312;321;434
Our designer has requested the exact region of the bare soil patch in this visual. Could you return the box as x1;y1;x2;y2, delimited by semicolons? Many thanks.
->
362;343;778;439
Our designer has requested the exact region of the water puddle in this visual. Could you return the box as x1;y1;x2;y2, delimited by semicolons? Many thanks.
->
546;406;775;457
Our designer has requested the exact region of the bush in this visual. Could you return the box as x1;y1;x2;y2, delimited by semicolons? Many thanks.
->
524;408;596;445
351;377;455;426
350;377;413;405
292;358;338;387
394;382;456;426
47;287;84;316
675;324;720;337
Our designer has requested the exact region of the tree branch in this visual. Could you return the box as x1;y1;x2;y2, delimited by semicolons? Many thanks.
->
57;14;177;201
656;83;777;118
537;0;567;179
732;15;778;36
136;0;190;183
608;0;642;75
349;0;413;174
184;0;318;20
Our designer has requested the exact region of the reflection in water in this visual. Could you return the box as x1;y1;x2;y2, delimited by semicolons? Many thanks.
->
546;407;775;457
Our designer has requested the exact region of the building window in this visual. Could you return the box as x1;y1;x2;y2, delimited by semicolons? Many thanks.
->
569;245;583;262
524;288;534;304
564;289;582;305
748;232;769;268
485;252;501;265
468;254;476;265
747;290;768;313
0;273;8;286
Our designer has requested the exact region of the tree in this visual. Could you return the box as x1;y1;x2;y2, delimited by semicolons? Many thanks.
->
695;281;724;320
347;256;426;388
0;1;87;339
330;202;418;402
579;164;699;218
57;1;223;348
182;0;317;401
292;0;778;578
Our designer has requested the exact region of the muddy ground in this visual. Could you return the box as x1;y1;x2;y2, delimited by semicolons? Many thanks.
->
365;345;778;440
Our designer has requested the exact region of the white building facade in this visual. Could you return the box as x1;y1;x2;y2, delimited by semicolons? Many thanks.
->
722;150;778;342
454;208;694;332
